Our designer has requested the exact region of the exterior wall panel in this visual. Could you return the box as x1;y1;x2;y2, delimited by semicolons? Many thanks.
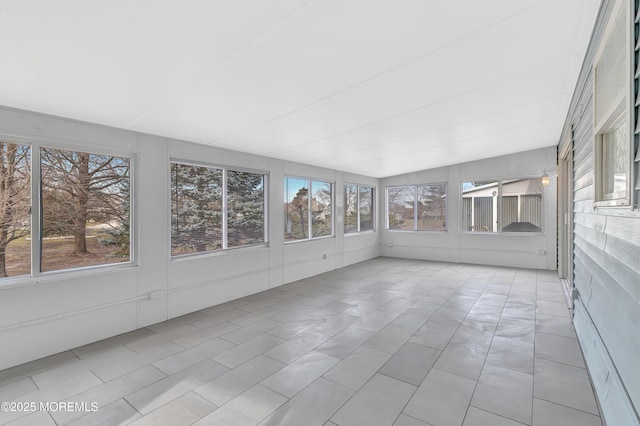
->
560;1;640;422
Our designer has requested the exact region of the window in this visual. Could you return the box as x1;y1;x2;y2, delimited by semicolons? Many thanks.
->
599;115;629;201
40;148;131;272
344;184;374;234
462;179;543;233
359;186;374;232
284;176;333;241
344;184;358;234
387;183;447;231
387;186;414;231
227;170;265;248
171;163;222;255
594;0;632;206
417;184;447;231
171;161;266;256
0;142;132;282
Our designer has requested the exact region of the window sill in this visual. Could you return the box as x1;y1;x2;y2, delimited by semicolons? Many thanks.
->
170;243;269;261
284;235;335;245
0;262;138;290
593;199;631;209
385;229;448;233
461;231;545;237
344;230;376;237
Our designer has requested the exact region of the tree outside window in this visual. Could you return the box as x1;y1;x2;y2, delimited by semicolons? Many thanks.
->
344;184;374;234
40;148;130;272
285;177;333;241
171;162;266;256
0;142;31;278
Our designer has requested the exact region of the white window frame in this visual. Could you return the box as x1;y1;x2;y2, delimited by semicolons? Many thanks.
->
593;0;633;208
344;183;375;235
461;178;544;235
170;159;268;258
0;135;136;287
284;176;335;243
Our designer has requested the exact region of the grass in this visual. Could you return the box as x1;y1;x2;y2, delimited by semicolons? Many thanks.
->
4;226;128;277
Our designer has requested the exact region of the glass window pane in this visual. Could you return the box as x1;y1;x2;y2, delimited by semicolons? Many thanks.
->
311;180;332;238
417;184;446;231
602;115;628;199
462;181;498;232
171;163;222;256
359;186;374;232
501;178;543;232
0;142;31;278
284;177;309;241
344;184;358;234
595;5;627;125
41;148;130;271
227;170;265;248
387;186;414;230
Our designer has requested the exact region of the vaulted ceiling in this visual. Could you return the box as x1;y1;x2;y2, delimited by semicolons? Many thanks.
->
0;0;600;177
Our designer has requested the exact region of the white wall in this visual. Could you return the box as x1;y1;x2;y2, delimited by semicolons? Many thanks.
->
0;106;380;370
0;105;555;372
379;147;558;270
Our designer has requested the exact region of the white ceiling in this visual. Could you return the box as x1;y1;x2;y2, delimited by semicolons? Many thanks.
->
0;0;601;178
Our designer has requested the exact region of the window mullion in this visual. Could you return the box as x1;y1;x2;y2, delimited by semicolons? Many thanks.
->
263;174;269;245
308;179;313;239
413;186;418;231
356;186;361;233
31;145;42;277
471;196;475;231
222;169;228;250
497;181;502;233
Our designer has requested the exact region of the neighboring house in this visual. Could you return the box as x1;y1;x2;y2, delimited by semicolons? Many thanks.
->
462;179;543;232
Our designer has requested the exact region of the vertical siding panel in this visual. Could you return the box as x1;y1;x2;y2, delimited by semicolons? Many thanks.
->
520;194;542;226
502;196;518;225
474;197;493;231
462;197;471;231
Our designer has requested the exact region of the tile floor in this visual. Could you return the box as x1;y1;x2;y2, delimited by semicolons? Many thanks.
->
0;258;603;426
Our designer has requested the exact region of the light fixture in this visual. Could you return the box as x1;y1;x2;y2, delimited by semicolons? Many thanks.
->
541;169;550;186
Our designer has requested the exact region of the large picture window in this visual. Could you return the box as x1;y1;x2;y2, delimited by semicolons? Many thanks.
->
0;141;132;282
387;183;446;231
462;178;543;233
344;184;374;234
171;162;266;256
593;0;632;207
285;177;333;241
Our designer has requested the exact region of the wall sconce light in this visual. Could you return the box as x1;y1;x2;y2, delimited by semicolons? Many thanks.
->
541;169;550;186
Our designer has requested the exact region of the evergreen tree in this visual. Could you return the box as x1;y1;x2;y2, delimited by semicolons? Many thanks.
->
227;170;264;247
288;187;308;239
171;164;222;254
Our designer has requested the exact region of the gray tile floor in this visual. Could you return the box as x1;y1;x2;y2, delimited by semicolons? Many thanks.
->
0;258;603;426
